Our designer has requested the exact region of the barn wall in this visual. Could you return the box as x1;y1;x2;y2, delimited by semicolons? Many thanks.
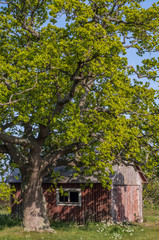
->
10;183;111;223
10;182;143;223
10;183;22;216
113;165;142;186
111;185;143;222
111;165;143;223
139;184;143;222
44;183;111;223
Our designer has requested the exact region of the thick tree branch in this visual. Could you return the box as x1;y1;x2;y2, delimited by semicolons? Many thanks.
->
37;124;49;145
6;143;28;166
0;144;8;154
0;117;18;131
79;77;95;113
52;75;83;116
53;58;98;117
23;122;36;142
0;132;31;147
41;142;85;176
46;142;84;163
21;23;40;39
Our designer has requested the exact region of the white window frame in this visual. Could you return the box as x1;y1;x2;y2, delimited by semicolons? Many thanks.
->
56;188;81;207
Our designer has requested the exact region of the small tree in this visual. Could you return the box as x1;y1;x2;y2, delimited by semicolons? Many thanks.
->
143;152;159;207
0;0;159;231
0;183;11;213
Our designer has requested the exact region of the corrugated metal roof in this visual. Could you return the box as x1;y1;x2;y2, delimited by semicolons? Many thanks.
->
6;168;21;183
6;166;118;184
6;165;146;184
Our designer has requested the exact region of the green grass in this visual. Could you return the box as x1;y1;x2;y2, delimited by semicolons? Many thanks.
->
0;207;159;240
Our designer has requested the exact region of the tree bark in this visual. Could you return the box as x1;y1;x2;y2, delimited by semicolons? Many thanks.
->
21;170;51;232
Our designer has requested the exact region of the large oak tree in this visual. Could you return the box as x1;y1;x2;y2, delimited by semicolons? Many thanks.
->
0;0;159;231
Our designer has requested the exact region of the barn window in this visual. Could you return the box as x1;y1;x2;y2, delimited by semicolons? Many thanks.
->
59;191;68;202
56;188;81;206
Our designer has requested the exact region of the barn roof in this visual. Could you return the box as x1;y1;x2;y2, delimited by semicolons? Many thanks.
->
136;166;147;183
6;166;118;184
6;164;147;184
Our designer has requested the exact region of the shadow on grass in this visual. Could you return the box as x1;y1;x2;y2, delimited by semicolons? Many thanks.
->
50;221;101;232
50;221;81;231
0;214;21;230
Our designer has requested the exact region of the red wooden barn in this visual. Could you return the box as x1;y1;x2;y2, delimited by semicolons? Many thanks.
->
8;165;147;223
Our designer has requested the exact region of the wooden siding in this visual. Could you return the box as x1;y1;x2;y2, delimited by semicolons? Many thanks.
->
11;183;111;223
111;185;142;222
113;165;143;186
11;183;22;216
44;183;111;223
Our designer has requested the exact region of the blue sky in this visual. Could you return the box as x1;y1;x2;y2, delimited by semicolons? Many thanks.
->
141;0;158;8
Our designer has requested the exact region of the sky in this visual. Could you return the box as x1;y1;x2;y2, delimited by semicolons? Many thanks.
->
141;0;158;8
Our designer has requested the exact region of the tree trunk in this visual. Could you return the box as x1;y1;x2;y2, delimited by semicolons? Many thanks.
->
21;171;51;232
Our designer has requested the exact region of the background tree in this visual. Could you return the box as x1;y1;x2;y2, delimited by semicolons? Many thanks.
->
142;148;159;207
0;154;15;213
0;0;159;232
0;182;15;213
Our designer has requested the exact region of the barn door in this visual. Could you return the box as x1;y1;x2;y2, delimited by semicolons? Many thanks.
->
111;185;140;222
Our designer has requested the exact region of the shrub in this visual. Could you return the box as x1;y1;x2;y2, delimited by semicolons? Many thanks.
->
0;214;21;229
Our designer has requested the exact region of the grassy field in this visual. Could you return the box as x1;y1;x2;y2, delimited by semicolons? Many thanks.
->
0;207;158;240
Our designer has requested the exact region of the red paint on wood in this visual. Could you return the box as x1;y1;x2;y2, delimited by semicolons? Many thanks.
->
11;183;111;223
11;183;141;223
112;185;141;222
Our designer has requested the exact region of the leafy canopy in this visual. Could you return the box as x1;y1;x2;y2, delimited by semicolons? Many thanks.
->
0;0;159;185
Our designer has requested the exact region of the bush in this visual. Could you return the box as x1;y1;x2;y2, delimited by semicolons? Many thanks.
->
143;178;159;207
0;183;16;213
0;214;21;229
0;183;11;212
